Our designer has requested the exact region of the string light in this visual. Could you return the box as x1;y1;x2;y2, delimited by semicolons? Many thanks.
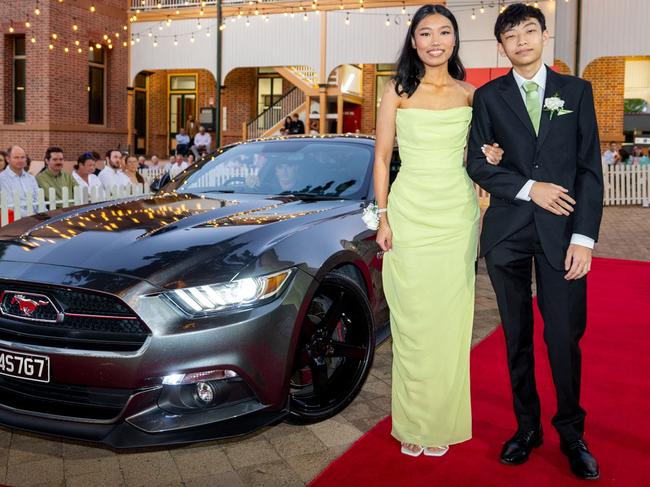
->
480;2;485;13
345;12;350;25
385;14;390;27
153;36;158;47
173;35;178;46
471;9;476;20
8;21;14;33
90;4;95;13
34;1;41;16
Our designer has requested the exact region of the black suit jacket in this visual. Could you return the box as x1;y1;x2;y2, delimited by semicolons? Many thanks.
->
466;67;604;270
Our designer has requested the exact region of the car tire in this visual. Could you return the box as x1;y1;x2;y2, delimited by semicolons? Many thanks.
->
286;272;375;424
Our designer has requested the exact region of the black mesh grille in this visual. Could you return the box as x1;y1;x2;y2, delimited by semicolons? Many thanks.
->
0;281;150;352
0;375;134;420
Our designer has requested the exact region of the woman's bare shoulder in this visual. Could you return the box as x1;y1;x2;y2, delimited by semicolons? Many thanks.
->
455;79;476;104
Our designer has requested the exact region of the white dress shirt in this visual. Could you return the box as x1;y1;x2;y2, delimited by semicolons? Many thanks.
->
0;167;40;214
73;171;103;200
168;161;189;179
194;132;211;149
98;165;131;193
511;65;594;249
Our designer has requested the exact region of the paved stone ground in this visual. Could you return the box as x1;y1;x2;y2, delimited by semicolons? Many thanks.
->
0;207;648;487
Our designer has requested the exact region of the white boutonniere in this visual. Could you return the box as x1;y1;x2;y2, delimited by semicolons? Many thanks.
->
361;202;385;230
543;93;573;119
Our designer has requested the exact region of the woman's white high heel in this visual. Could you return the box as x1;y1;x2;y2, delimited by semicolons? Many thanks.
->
423;446;449;457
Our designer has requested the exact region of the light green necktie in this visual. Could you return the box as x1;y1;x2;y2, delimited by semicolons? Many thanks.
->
523;80;541;135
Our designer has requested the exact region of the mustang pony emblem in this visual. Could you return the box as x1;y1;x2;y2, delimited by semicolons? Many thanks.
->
10;295;50;317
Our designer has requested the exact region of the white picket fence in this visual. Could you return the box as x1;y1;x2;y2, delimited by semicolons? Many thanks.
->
1;165;647;227
602;164;650;206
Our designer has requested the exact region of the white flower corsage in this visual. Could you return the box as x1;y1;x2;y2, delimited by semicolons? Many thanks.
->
543;93;573;119
362;202;386;230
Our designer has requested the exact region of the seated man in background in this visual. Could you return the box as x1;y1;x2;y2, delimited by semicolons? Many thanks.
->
36;146;77;207
175;127;191;156
192;126;211;159
0;145;39;214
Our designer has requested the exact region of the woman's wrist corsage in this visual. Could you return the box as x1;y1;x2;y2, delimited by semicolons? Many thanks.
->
362;202;387;230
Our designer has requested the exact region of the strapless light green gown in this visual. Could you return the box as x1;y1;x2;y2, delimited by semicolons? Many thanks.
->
383;107;479;447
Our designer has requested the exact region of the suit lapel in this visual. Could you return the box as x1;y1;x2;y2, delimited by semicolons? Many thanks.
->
536;67;564;151
498;70;536;139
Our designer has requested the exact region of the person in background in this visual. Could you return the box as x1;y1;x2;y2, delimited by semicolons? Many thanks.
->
124;155;146;188
602;142;618;166
185;114;198;139
630;146;643;165
36;146;77;206
187;153;195;166
618;147;630;165
0;145;39;213
0;150;7;172
192;126;212;159
92;151;104;175
99;149;131;192
639;149;650;166
169;153;189;179
175;127;191;156
73;152;102;199
283;116;293;134
137;155;147;170
289;113;305;134
309;120;319;135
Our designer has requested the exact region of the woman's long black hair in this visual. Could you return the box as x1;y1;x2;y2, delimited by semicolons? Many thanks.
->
394;4;465;98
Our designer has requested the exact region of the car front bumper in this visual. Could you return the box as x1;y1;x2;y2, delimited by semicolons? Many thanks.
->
0;261;315;447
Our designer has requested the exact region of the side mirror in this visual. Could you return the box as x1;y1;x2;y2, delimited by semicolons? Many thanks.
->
150;172;171;193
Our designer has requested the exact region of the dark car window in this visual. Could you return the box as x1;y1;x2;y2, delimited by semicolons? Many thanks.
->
170;140;373;199
389;148;401;187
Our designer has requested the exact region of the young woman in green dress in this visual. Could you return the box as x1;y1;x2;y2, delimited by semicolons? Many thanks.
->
373;4;502;457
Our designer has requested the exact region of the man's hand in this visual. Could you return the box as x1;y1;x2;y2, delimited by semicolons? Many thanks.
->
564;244;592;280
529;182;576;216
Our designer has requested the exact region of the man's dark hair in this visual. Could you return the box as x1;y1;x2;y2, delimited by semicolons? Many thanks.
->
44;146;64;161
292;113;300;119
106;149;121;159
494;3;546;42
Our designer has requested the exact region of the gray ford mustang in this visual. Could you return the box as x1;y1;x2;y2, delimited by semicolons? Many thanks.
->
0;135;394;447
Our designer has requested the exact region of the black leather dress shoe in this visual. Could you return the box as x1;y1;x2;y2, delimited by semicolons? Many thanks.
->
500;427;543;465
560;439;600;480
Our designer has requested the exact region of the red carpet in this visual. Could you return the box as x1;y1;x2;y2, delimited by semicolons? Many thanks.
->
310;257;650;487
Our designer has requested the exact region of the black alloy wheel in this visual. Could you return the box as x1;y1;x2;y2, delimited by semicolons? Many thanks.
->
287;272;375;423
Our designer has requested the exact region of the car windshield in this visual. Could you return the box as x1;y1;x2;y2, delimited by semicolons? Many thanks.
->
171;139;373;199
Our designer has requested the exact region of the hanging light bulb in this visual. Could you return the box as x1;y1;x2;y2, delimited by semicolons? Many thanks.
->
64;47;69;53
401;1;406;14
123;25;128;31
304;12;308;21
345;13;350;25
206;28;211;37
72;23;78;31
159;22;163;30
26;18;31;28
34;1;41;16
173;36;178;46
385;14;391;27
407;14;412;26
200;8;204;15
480;2;485;14
74;39;79;46
9;21;15;33
153;37;158;47
254;8;259;15
190;34;195;43
197;19;202;30
135;34;141;43
166;16;172;27
220;21;227;30
90;4;96;13
245;17;250;27
95;43;101;49
175;9;180;15
103;33;109;40
48;44;54;50
31;36;36;43
77;47;82;53
148;29;153;37
115;32;120;38
471;9;476;20
339;1;344;10
122;40;127;47
264;15;269;22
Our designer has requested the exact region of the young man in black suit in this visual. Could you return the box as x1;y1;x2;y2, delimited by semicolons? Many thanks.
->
466;4;603;480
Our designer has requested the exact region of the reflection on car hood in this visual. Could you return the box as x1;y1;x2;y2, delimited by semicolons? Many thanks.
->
0;192;355;286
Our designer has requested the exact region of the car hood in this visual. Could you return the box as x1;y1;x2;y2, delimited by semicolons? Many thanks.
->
0;192;356;287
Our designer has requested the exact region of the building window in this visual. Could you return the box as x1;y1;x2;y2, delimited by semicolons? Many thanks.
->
13;35;26;123
88;45;105;124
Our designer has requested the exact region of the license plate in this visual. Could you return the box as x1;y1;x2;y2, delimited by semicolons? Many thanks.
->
0;348;50;383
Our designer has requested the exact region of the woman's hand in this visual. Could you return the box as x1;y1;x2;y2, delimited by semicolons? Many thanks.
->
482;143;504;165
376;218;393;252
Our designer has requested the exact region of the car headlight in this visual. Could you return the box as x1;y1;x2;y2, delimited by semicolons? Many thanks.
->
165;269;294;315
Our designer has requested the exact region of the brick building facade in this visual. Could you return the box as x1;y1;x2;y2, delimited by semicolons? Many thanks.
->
0;0;129;165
